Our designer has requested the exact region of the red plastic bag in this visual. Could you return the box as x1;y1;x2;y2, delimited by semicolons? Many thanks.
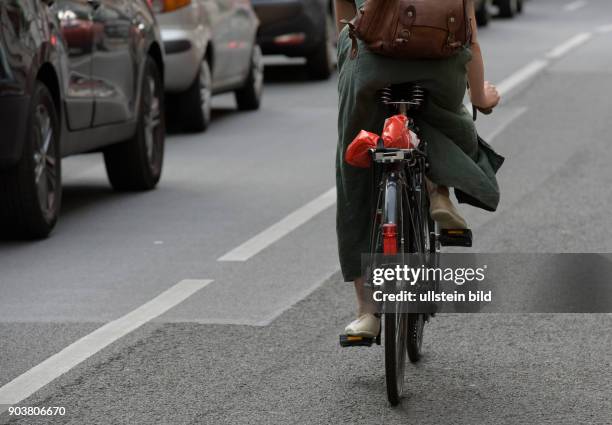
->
345;130;379;168
382;115;413;149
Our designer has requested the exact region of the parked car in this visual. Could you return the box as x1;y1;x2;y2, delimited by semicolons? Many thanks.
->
251;0;336;80
0;0;165;238
153;0;263;132
475;0;493;27
494;0;524;18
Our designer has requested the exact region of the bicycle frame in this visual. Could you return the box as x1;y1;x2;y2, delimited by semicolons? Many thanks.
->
368;125;431;259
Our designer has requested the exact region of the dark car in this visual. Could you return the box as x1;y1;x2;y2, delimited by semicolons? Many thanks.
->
494;0;524;18
475;0;493;26
252;0;336;80
0;0;165;238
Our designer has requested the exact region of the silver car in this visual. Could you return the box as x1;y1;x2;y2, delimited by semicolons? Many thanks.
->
153;0;263;132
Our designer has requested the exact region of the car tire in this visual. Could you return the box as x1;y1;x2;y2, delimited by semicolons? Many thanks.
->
0;81;61;239
235;45;264;111
497;0;518;18
104;57;165;191
306;8;336;80
176;58;212;132
476;0;491;26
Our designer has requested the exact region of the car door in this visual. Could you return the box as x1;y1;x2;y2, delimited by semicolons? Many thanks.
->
206;0;233;90
54;0;95;130
90;0;135;126
225;0;255;83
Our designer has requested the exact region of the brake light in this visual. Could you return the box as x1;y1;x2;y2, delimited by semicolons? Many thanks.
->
273;33;306;46
382;224;398;255
150;0;191;13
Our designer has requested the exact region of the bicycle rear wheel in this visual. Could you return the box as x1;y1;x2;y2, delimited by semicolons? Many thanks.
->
376;173;409;406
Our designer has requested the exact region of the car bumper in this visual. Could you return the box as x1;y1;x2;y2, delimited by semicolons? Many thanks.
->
162;34;203;92
253;0;324;57
157;6;207;93
0;95;29;168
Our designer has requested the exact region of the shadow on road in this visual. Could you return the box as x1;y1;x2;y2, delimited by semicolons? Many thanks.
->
59;184;126;218
0;184;131;245
166;107;237;135
264;64;315;84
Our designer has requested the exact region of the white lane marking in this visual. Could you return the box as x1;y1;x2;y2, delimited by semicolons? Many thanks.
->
563;0;588;12
0;279;212;411
496;60;549;97
485;107;529;143
597;24;612;34
218;188;337;262
546;32;593;59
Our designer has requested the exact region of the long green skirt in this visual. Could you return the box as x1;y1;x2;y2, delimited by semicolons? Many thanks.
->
336;26;504;282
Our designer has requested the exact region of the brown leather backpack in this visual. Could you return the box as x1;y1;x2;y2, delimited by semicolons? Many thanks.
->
343;0;472;60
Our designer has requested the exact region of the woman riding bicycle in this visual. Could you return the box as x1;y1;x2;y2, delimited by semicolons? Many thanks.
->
335;0;504;336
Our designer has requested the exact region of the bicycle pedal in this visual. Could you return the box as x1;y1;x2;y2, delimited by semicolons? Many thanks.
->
339;334;381;347
439;229;473;247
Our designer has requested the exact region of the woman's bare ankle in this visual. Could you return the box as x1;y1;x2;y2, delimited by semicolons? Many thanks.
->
354;278;377;316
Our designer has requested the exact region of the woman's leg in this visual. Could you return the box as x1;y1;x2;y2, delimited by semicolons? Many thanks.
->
345;277;380;337
353;277;377;316
427;180;468;229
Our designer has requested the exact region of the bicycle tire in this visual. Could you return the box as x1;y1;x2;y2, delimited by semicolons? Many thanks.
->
403;179;435;363
403;174;436;363
385;310;408;406
377;175;409;406
407;313;425;363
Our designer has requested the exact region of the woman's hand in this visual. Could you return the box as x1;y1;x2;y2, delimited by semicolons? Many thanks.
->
471;81;501;111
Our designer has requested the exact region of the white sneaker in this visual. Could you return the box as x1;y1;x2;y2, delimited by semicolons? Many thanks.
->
344;313;380;338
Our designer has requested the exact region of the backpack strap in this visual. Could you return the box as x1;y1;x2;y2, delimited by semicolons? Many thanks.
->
341;18;360;59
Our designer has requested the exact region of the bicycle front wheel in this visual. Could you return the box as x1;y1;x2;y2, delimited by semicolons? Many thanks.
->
402;168;436;363
407;313;425;363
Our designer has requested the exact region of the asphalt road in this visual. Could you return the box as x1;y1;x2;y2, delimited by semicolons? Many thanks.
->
1;0;612;423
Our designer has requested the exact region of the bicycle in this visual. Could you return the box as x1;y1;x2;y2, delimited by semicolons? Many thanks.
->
340;83;473;406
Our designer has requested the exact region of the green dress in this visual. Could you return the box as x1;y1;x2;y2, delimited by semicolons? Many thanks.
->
336;4;504;282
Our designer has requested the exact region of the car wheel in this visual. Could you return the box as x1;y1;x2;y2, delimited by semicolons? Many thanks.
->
306;7;336;80
235;45;264;111
0;81;61;239
476;0;491;26
177;58;212;132
104;57;165;191
497;0;518;18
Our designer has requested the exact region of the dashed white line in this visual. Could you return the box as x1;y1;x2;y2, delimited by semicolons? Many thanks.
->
0;279;212;412
546;32;593;59
563;0;588;12
218;188;337;262
496;59;549;97
486;107;529;143
597;24;612;34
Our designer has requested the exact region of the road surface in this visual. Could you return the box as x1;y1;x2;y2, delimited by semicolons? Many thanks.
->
1;0;612;423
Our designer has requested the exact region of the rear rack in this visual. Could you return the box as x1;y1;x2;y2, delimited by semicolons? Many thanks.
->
370;148;427;164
